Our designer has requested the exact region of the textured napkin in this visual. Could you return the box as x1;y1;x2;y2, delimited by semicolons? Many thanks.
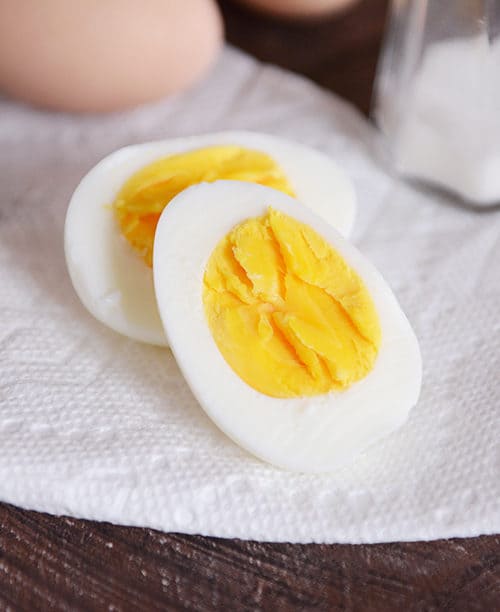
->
1;46;499;544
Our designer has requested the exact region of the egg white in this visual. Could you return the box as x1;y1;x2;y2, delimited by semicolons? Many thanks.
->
153;180;422;473
64;131;356;346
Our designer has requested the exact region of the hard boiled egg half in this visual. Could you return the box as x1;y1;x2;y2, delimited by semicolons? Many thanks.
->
153;181;422;472
65;131;356;346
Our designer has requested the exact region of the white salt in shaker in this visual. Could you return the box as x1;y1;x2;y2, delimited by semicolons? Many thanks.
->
372;0;500;207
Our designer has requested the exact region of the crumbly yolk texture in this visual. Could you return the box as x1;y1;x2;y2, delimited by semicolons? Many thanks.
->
203;208;381;398
113;146;295;266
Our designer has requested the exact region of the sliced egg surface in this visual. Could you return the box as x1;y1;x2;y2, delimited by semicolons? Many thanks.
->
153;181;422;473
64;131;356;346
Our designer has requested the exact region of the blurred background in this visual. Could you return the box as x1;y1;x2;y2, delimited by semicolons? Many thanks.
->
0;0;388;115
218;0;388;115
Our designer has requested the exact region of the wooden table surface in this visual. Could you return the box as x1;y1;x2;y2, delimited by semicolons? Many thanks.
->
1;1;499;610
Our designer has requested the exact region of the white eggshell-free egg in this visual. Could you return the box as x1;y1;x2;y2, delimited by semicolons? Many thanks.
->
64;131;356;346
153;181;422;473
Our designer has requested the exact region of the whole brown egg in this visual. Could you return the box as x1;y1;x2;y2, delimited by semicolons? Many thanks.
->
0;0;223;112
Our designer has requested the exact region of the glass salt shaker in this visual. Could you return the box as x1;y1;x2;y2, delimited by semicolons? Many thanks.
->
372;0;500;207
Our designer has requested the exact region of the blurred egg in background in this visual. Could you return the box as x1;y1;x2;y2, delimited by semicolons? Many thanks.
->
234;0;360;19
0;0;223;112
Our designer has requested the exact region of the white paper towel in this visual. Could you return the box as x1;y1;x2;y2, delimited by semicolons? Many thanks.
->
0;46;499;544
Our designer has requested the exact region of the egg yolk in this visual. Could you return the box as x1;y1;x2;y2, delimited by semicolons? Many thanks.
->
113;146;295;266
203;208;381;398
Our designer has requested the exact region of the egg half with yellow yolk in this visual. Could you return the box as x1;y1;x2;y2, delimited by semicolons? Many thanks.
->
153;181;421;472
64;131;356;346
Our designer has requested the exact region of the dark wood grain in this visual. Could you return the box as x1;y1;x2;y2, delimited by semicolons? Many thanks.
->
1;503;499;611
1;1;499;609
